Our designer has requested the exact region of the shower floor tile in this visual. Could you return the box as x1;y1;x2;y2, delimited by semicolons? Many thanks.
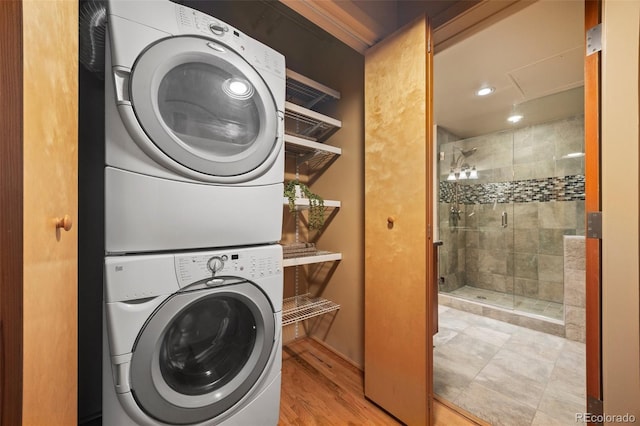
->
447;285;564;321
435;305;586;426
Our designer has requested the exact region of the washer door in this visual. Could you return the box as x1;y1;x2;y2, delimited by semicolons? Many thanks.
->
129;35;280;178
130;282;275;425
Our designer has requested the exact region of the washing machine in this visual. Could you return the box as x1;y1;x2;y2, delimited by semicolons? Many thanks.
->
103;244;283;425
104;0;285;254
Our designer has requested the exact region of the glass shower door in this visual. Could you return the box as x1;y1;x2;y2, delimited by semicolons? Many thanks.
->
437;130;516;311
437;115;585;322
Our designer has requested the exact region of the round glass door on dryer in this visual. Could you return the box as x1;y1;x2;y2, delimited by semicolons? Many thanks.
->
104;3;286;252
111;34;284;184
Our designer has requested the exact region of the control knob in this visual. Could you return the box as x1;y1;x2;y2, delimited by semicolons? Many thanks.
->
207;256;225;275
209;23;226;36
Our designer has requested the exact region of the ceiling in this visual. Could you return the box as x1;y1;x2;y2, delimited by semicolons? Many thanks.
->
277;0;585;139
433;0;585;138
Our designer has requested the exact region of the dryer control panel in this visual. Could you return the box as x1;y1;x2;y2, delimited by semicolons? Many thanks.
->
176;5;233;40
174;4;285;80
175;246;282;288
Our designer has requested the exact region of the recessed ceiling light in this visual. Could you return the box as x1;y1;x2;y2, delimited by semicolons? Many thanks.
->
507;114;523;123
476;87;495;97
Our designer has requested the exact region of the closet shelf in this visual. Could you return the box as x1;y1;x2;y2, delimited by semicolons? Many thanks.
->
282;293;341;326
286;68;340;109
285;101;341;143
282;251;342;267
282;69;342;335
284;134;341;169
283;197;341;209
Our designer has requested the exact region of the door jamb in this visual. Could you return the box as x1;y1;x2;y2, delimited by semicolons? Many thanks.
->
584;0;603;415
430;0;603;421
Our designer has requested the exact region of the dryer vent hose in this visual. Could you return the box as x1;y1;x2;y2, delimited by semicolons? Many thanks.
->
79;0;107;79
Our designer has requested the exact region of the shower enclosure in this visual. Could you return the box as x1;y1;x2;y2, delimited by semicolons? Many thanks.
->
437;115;585;323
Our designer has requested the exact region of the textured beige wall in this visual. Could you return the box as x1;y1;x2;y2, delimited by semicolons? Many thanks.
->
279;46;365;364
601;0;640;421
303;54;365;366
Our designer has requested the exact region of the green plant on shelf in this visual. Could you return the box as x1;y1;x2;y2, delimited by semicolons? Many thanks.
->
284;179;325;230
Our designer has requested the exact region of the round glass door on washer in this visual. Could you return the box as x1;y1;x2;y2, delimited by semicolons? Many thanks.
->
103;246;283;426
132;284;275;424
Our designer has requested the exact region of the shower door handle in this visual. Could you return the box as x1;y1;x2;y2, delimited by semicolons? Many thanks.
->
501;211;508;228
433;241;443;336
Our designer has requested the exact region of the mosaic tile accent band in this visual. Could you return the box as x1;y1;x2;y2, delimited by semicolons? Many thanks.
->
440;175;585;204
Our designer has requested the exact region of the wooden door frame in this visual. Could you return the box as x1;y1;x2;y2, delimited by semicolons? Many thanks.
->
0;1;23;425
584;0;602;413
426;18;436;424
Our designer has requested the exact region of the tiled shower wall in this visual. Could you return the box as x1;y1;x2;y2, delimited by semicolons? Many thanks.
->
437;115;585;306
564;236;586;342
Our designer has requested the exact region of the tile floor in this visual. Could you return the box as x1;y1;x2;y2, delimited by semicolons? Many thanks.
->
448;285;565;321
434;305;586;426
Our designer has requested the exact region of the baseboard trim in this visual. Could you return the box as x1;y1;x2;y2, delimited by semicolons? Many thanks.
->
307;335;364;371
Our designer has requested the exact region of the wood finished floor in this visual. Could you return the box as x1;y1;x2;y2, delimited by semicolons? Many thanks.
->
280;338;483;426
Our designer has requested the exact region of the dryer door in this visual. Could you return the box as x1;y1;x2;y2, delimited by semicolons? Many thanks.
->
129;281;276;424
127;35;281;178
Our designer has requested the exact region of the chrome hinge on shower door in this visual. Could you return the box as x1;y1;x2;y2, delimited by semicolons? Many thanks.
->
587;24;602;56
587;211;602;239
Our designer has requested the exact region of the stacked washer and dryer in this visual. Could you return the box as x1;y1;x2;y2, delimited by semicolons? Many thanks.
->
102;1;285;425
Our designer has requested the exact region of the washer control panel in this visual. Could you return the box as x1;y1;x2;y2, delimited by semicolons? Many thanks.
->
175;247;282;288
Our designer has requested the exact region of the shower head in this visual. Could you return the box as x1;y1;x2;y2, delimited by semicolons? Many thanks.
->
449;147;479;180
459;147;477;157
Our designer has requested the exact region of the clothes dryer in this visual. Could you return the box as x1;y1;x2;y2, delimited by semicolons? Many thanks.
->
104;0;285;253
103;244;282;425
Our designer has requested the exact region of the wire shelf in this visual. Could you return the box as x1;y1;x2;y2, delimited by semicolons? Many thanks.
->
281;251;342;267
282;70;342;333
285;68;340;109
282;197;341;210
284;133;341;169
285;101;341;143
282;293;341;326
